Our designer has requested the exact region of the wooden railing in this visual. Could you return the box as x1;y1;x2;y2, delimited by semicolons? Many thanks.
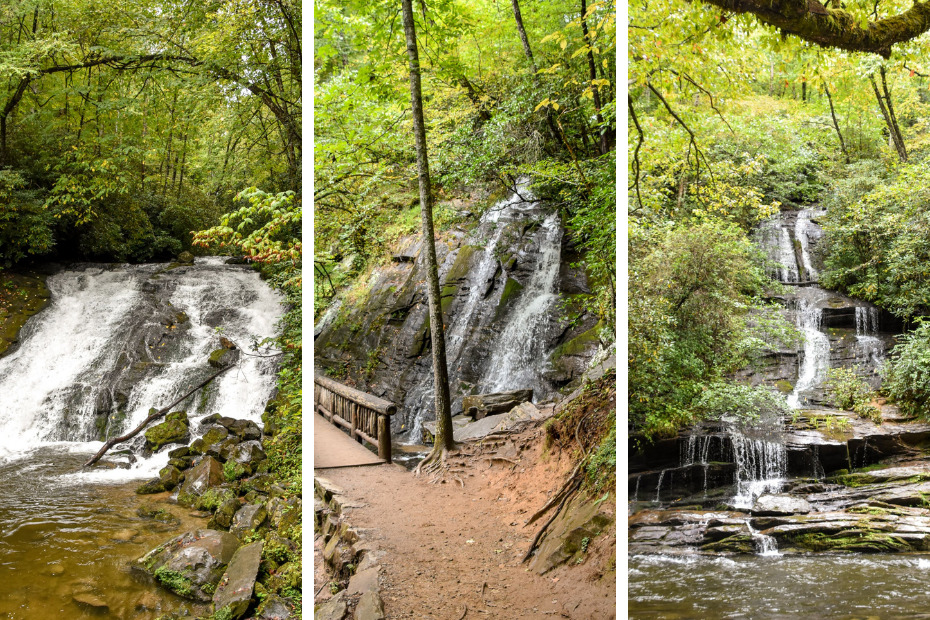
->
314;373;397;464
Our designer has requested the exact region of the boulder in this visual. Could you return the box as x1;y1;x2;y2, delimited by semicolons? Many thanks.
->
224;418;263;441
136;529;239;602
230;503;268;539
257;594;294;619
751;494;813;516
226;440;267;474
145;410;190;452
213;540;263;619
136;478;167;495
355;591;386;620
210;497;243;530
177;456;225;507
315;591;348;620
209;348;239;368
158;465;183;491
461;390;533;420
177;251;195;264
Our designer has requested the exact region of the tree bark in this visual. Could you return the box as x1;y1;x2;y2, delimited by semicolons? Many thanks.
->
401;0;454;453
511;0;538;73
823;83;850;163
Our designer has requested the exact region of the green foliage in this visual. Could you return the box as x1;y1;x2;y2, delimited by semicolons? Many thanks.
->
825;368;881;424
585;424;616;492
223;460;247;482
153;566;192;596
629;218;796;440
0;169;53;267
882;321;930;418
693;382;791;428
821;157;930;318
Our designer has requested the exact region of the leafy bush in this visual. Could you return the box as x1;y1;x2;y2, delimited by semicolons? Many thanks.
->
825;368;881;424
882;322;930;418
694;382;791;429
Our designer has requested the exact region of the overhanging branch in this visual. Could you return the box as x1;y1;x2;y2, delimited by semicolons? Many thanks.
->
701;0;930;58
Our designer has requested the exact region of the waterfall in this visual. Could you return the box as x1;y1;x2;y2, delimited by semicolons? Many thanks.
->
655;469;666;502
478;212;562;394
730;433;787;508
0;259;283;473
854;306;885;369
795;208;825;281
401;183;563;441
758;218;799;283
746;520;781;556
788;289;831;409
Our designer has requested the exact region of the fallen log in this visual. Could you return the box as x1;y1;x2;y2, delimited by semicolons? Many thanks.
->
83;364;234;467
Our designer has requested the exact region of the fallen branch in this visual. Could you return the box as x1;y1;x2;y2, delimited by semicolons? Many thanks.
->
83;364;234;467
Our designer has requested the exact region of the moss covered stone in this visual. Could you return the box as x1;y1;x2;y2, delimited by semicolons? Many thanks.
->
145;410;190;451
495;278;524;320
0;273;50;357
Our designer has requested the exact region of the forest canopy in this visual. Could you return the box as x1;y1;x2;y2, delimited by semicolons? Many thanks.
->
0;0;300;266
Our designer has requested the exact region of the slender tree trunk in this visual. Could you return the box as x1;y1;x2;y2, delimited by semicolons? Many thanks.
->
880;66;907;160
823;84;850;163
580;0;612;153
511;0;538;73
870;72;907;161
401;0;454;454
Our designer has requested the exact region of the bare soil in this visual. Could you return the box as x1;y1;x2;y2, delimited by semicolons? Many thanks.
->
315;423;616;619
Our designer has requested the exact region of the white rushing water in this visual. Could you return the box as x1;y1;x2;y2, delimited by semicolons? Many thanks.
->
787;289;831;409
795;208;826;281
478;211;562;394
401;183;562;441
758;218;799;283
0;259;283;478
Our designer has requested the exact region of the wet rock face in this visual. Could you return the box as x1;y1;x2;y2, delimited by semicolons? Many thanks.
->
145;411;190;452
177;456;225;507
314;188;600;437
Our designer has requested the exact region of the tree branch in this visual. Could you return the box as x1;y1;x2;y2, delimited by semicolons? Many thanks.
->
699;0;930;58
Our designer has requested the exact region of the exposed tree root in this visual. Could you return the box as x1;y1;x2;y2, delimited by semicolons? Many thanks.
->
414;445;464;484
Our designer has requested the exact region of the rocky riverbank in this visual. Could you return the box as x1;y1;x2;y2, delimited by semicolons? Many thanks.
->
119;402;301;619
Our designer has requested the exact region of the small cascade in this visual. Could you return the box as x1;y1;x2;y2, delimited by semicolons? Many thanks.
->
730;433;787;508
788;289;831;409
812;445;825;480
855;306;885;368
655;469;666;503
633;476;641;501
795;208;826;281
855;306;880;336
746;520;781;556
758;217;799;283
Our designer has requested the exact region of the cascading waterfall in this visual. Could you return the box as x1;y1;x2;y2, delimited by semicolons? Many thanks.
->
758;218;799;283
788;289;831;409
730;432;787;509
0;259;283;476
795;208;826;281
855;306;885;367
479;211;562;394
402;184;563;441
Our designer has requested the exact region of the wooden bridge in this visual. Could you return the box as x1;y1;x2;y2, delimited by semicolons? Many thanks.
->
314;373;397;469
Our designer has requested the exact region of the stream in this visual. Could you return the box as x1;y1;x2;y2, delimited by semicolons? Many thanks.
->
0;258;282;616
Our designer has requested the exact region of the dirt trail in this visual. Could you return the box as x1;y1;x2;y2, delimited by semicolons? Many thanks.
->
315;424;616;619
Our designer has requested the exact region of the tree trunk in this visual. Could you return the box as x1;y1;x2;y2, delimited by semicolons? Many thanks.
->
401;0;454;453
823;84;850;163
511;0;538;73
870;72;907;161
581;0;613;153
880;66;907;160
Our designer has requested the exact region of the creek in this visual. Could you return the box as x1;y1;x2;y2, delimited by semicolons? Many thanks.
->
0;258;282;616
628;207;930;615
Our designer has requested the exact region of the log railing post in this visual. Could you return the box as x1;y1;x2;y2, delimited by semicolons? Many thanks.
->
378;414;392;463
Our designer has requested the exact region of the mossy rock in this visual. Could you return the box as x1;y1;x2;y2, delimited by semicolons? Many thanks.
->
775;380;794;394
209;348;239;368
701;534;756;554
136;478;167;495
145;411;190;452
494;278;524;320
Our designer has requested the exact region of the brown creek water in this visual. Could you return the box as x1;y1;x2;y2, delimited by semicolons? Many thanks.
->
629;553;930;618
0;447;210;618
